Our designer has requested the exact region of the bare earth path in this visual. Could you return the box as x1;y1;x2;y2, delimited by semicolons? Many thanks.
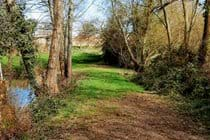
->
70;94;208;140
46;94;208;140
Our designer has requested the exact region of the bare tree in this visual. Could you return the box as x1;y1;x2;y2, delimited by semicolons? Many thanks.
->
110;0;153;71
111;0;140;68
181;0;199;49
131;0;153;71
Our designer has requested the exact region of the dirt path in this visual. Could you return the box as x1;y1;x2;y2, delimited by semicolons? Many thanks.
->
45;94;208;140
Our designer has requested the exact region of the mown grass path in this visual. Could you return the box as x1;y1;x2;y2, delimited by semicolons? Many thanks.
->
52;48;144;120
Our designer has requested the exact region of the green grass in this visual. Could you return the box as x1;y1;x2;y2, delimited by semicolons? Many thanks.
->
0;56;21;69
0;54;49;71
54;68;143;119
52;48;144;121
36;53;49;69
31;47;144;122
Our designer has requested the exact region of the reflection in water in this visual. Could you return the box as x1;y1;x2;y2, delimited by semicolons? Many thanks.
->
8;80;35;108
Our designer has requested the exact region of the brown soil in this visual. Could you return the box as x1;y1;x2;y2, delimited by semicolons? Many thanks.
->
41;94;209;140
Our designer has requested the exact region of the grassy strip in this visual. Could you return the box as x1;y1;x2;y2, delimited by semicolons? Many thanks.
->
31;48;144;124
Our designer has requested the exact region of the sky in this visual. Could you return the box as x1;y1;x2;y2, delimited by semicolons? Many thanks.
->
26;0;105;20
24;0;206;22
24;0;107;36
25;0;206;36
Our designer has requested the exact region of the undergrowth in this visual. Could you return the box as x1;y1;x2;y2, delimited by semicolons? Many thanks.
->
134;49;210;131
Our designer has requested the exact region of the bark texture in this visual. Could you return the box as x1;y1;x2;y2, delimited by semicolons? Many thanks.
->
46;0;63;94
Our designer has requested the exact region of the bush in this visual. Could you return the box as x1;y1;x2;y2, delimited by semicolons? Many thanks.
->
30;97;66;123
135;50;210;99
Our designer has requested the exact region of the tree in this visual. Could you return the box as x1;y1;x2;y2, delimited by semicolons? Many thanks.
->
131;0;153;71
41;0;74;80
79;21;98;37
181;0;199;50
198;0;210;66
65;0;74;79
108;0;153;71
159;0;172;54
45;0;63;94
1;0;40;95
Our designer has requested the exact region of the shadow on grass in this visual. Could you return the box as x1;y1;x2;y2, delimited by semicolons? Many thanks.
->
36;52;103;69
73;52;103;64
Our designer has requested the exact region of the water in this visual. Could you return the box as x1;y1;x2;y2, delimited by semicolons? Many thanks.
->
8;80;35;108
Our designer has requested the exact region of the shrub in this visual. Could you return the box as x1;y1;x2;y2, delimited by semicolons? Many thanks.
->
30;97;66;123
135;50;210;99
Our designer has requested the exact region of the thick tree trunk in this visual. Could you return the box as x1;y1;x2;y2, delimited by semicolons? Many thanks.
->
46;0;63;94
198;0;210;66
47;0;65;78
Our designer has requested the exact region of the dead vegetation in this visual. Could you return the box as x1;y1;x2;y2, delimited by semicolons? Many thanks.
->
33;94;209;140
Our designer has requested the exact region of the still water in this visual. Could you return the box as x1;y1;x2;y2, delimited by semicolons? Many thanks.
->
8;80;35;108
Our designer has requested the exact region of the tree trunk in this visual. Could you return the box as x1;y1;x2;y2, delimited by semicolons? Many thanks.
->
198;0;210;66
65;0;73;79
160;0;172;54
181;0;189;49
20;48;40;96
47;0;54;23
46;0;63;94
59;2;65;78
59;33;65;78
